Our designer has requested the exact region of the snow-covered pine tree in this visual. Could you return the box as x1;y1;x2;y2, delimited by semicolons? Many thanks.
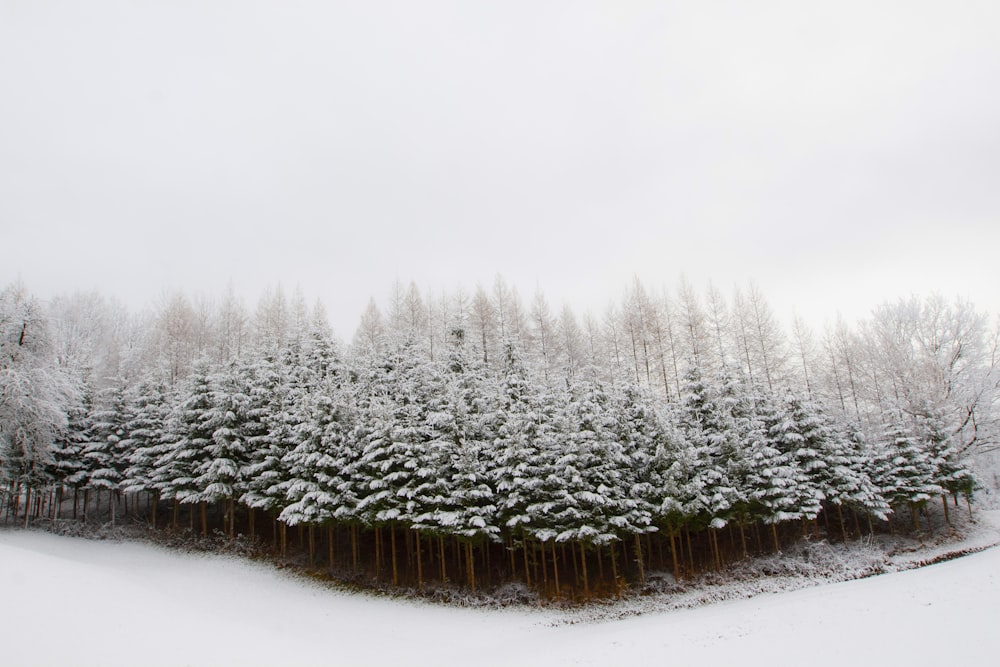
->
121;376;171;526
917;406;976;521
491;340;548;587
770;391;827;526
154;359;216;532
353;338;437;584
49;388;92;520
421;330;499;590
239;352;294;545
192;362;252;538
747;393;803;551
85;381;132;525
674;368;739;559
872;420;941;531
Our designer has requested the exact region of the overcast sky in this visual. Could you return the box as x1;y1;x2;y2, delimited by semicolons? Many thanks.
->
2;1;998;339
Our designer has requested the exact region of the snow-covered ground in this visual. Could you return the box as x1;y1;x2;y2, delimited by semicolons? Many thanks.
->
2;524;998;667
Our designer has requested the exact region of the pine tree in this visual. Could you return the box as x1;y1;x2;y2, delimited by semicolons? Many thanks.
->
155;360;216;530
873;421;941;530
122;377;171;525
85;381;132;524
193;363;252;537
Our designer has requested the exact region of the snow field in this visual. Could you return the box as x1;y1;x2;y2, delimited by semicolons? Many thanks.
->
2;529;998;666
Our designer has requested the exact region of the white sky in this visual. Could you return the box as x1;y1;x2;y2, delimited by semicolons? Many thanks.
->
2;1;999;339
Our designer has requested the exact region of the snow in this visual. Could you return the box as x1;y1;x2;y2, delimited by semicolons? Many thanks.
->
2;525;999;666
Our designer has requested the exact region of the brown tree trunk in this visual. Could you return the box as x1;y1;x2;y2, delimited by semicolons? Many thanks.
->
439;535;446;584
522;535;531;587
609;541;619;597
550;541;560;598
391;526;399;587
633;533;645;584
579;542;589;599
667;522;681;581
23;487;31;528
415;530;423;591
352;525;360;573
466;542;476;592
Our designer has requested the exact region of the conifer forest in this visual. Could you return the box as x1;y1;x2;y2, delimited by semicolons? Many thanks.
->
1;278;997;601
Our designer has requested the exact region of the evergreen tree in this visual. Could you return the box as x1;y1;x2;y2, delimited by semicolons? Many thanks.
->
872;421;941;529
155;360;216;527
193;363;252;537
122;377;171;524
85;381;132;523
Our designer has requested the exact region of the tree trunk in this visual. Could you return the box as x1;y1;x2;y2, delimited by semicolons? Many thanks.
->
391;526;399;587
633;534;645;584
942;495;951;527
771;523;780;554
667;522;681;581
439;535;446;584
609;541;619;597
508;536;516;580
352;525;360;573
521;534;531;587
308;524;316;568
23;486;31;528
550;541;560;598
579;542;589;599
466;542;476;592
200;501;207;537
415;530;423;591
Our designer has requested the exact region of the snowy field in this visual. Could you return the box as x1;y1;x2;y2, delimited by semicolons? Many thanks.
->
2;529;998;667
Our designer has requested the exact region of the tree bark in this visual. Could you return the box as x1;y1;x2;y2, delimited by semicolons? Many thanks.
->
550;541;560;598
439;535;446;584
633;533;645;584
391;526;399;587
667;522;681;581
522;534;531;587
415;530;423;591
609;541;619;597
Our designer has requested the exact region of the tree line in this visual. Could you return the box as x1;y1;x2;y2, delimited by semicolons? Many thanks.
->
1;279;997;599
